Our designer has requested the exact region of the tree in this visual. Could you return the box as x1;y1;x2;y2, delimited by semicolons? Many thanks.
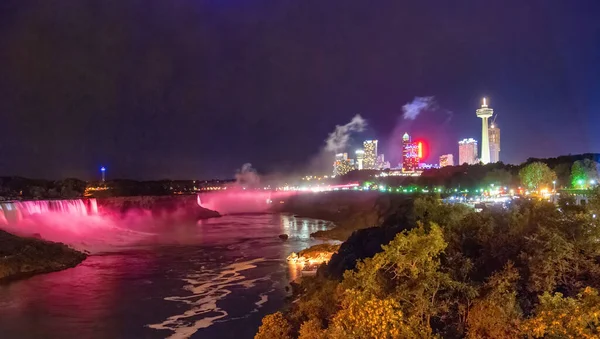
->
482;168;513;187
519;162;557;190
571;159;600;188
466;263;522;338
520;287;600;338
328;290;420;339
341;225;452;336
255;312;292;339
298;319;327;339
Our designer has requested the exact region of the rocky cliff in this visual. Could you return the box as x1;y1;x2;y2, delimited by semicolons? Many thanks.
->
96;195;220;220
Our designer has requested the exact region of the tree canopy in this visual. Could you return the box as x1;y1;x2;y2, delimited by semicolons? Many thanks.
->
256;196;600;338
518;162;556;190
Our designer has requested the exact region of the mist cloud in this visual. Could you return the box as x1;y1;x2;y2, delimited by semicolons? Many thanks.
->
325;114;367;152
402;96;435;120
234;163;260;187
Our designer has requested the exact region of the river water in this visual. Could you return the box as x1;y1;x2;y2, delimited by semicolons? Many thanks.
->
0;214;332;339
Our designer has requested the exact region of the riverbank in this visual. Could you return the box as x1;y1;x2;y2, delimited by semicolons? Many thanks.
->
274;191;410;241
0;229;87;283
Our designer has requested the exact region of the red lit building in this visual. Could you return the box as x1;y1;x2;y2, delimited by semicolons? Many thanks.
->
402;133;421;172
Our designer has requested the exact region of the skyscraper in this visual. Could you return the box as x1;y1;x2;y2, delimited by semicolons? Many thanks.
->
489;124;501;163
439;154;454;167
355;149;364;170
476;98;494;164
402;133;421;172
363;140;378;169
333;153;353;176
458;138;478;165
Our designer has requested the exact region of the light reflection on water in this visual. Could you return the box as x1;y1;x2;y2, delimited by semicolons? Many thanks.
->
0;214;332;339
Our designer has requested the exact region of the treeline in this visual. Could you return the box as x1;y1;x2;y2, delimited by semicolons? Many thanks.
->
339;153;600;190
0;177;234;200
0;177;86;200
256;195;600;338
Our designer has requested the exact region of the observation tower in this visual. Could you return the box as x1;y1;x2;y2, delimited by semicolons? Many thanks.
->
476;98;494;164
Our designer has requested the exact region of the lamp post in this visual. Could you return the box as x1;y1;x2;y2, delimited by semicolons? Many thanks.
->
552;180;556;192
100;166;106;182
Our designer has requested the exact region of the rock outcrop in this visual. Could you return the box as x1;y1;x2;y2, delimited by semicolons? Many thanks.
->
96;195;220;220
0;229;87;282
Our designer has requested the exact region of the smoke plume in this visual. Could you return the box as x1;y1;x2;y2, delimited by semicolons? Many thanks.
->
325;114;367;152
402;96;435;120
235;163;260;188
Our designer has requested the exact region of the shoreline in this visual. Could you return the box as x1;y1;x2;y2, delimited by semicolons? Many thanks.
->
0;229;87;284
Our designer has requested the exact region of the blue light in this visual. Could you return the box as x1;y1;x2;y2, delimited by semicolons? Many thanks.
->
100;166;106;172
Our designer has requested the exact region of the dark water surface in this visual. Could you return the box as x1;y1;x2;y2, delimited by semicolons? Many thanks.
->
0;214;331;339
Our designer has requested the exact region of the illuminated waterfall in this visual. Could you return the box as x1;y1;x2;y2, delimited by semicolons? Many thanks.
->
0;199;98;225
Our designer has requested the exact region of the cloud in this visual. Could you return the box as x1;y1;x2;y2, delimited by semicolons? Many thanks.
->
325;114;367;152
402;96;435;120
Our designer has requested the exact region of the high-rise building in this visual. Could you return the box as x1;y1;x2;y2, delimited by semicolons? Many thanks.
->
439;154;454;167
363;140;378;169
489;124;501;163
476;98;494;164
333;153;354;176
376;154;388;170
402;133;421;172
355;149;364;170
458;138;478;165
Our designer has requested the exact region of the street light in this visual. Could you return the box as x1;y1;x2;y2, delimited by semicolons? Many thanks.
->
552;180;556;192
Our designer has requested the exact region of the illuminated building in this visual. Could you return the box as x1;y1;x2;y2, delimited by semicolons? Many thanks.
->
333;153;354;176
489;124;501;163
100;166;106;182
402;133;421;172
458;138;478;165
439;154;454;167
355;149;364;170
363;140;378;169
476;97;494;164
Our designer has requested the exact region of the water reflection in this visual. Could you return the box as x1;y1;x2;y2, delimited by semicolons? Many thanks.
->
279;214;330;239
0;214;333;339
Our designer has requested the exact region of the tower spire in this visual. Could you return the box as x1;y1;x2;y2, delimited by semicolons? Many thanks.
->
476;98;493;164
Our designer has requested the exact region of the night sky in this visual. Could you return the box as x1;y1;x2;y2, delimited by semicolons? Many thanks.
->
0;0;599;180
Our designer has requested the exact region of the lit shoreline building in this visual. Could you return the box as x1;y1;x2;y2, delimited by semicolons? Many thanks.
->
363;140;378;170
402;133;421;172
489;123;501;163
458;138;478;165
476;98;494;164
355;149;364;170
439;154;454;167
333;153;354;176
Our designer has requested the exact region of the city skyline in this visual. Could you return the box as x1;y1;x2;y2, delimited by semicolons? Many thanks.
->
0;1;598;179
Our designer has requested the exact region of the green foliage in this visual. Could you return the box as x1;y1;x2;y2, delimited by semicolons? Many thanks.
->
521;287;600;338
519;162;557;190
328;290;426;338
255;312;292;339
571;159;600;188
256;197;600;338
482;168;513;187
297;319;326;339
466;263;522;338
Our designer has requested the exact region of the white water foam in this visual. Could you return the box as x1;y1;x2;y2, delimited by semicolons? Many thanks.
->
147;258;269;338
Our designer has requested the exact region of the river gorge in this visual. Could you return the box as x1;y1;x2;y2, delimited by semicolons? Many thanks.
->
0;194;333;338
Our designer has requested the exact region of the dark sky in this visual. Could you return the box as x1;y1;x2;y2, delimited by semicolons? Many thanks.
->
0;0;599;180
